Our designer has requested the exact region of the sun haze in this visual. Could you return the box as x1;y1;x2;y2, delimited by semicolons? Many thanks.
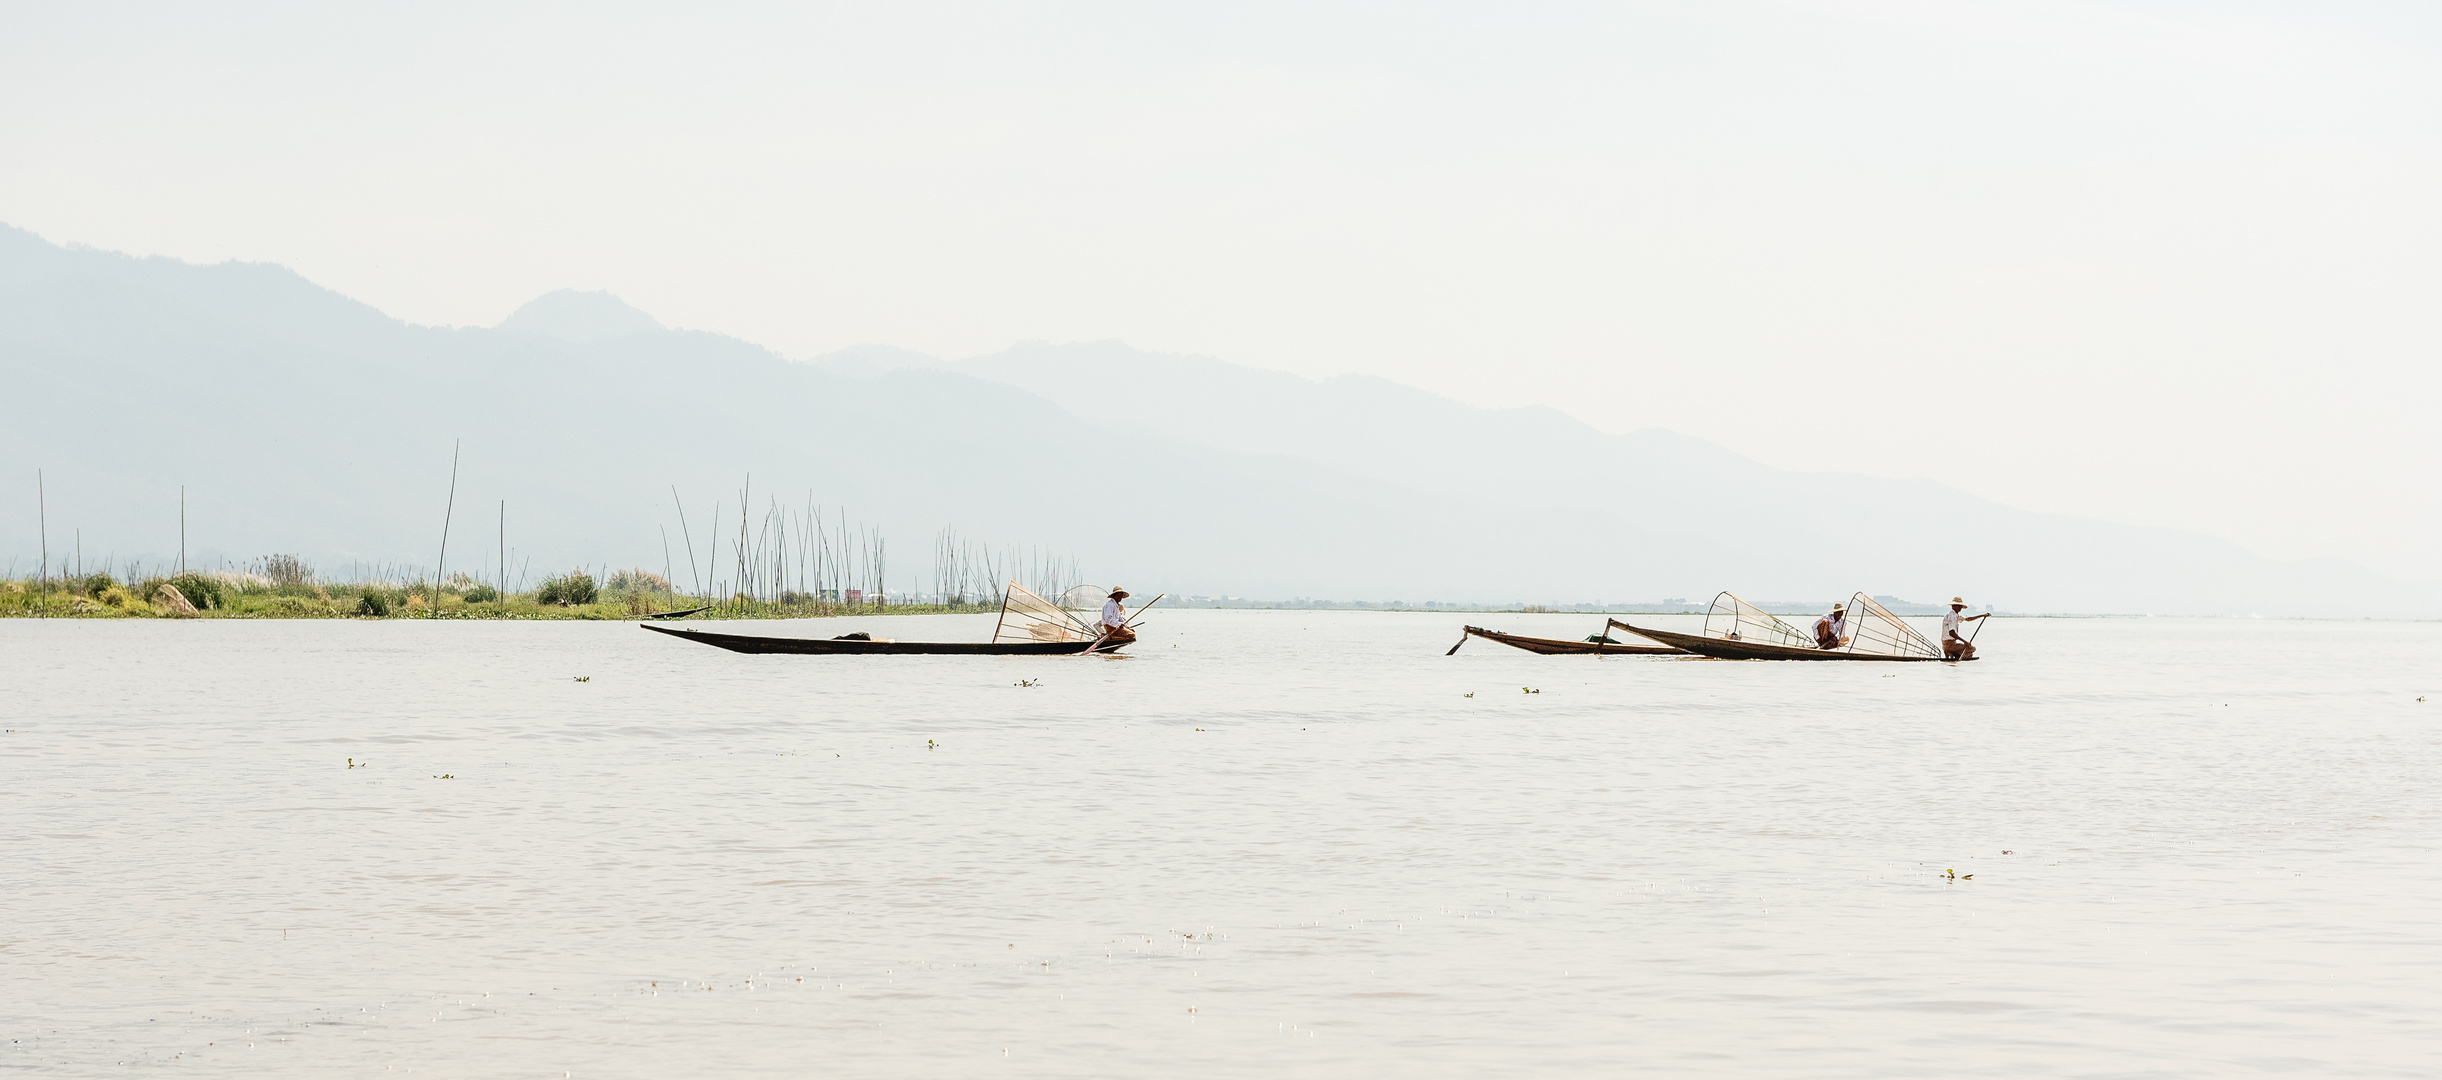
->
3;1;2436;579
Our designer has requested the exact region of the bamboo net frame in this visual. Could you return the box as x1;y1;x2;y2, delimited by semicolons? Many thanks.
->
1839;593;1940;659
1700;591;1811;649
992;580;1098;644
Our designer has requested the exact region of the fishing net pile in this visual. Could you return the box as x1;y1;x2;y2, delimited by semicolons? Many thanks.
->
1700;592;1811;648
991;581;1100;644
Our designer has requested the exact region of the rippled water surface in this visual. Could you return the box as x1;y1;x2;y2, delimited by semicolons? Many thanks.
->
5;611;2438;1076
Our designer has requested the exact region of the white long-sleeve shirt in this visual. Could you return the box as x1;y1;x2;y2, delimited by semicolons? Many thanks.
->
1102;598;1126;629
1942;610;1965;640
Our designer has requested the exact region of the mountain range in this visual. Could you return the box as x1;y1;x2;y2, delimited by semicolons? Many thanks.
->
1;223;2427;616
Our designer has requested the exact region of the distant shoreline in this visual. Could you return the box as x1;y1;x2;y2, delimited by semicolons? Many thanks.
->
10;574;2423;622
0;576;1000;621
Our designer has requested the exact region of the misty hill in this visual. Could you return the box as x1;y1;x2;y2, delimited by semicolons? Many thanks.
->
2;223;2428;616
495;289;667;342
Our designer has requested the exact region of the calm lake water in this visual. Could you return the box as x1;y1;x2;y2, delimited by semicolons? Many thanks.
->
4;611;2437;1077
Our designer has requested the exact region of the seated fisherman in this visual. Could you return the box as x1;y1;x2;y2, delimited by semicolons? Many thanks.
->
1942;597;1990;660
1813;603;1848;650
1100;587;1137;644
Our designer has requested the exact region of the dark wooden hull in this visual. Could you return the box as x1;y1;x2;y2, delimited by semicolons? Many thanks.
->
1615;623;1961;662
641;623;1123;655
1464;625;1682;655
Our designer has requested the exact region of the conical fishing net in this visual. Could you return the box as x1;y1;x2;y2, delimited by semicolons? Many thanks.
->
1839;593;1940;659
1057;584;1111;614
1701;591;1810;649
993;580;1098;644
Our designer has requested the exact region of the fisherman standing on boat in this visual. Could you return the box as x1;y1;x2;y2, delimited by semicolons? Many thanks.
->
1942;597;1989;661
1100;588;1137;645
1813;603;1848;650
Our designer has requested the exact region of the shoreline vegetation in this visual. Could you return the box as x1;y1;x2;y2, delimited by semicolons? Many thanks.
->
5;485;1106;619
0;564;1005;621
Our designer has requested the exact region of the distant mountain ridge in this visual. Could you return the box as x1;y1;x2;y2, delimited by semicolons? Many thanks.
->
807;339;2433;616
2;222;2429;616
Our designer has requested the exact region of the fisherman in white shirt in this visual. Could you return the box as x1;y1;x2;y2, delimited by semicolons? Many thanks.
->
1941;596;1989;661
1100;587;1136;644
1813;603;1848;650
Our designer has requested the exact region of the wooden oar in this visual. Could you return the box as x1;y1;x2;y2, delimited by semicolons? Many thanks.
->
1120;593;1166;629
1968;610;1991;644
1446;627;1473;655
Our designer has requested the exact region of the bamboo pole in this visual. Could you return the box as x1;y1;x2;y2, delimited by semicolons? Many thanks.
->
432;440;461;614
671;487;703;598
36;470;47;604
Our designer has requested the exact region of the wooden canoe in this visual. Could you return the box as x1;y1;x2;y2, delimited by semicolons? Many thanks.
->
1614;622;1967;662
1456;624;1682;656
640;623;1126;655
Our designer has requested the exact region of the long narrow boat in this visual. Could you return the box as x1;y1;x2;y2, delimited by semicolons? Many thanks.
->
1606;623;1931;661
1613;591;1967;662
640;580;1150;657
1449;621;1682;656
640;623;1122;655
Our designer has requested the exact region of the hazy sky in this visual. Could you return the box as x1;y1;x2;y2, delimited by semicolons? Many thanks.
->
6;1;2437;579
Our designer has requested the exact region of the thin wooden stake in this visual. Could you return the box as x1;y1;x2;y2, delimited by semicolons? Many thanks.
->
36;470;47;602
672;487;702;597
432;440;461;614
